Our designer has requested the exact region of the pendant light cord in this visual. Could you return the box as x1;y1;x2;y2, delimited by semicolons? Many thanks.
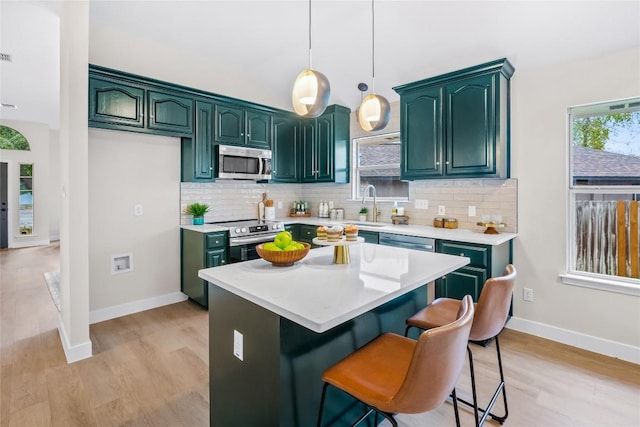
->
371;0;376;92
308;0;312;69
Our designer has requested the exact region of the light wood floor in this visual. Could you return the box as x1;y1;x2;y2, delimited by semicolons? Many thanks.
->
1;243;639;426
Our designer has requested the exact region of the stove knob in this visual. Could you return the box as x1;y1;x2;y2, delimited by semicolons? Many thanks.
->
241;227;247;233
273;223;281;230
235;228;241;234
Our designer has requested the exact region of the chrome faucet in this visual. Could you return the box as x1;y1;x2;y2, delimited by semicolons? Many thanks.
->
362;184;379;222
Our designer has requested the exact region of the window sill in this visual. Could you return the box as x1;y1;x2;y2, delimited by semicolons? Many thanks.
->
560;273;640;297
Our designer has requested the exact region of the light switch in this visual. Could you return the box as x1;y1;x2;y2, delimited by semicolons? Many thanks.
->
468;206;476;217
415;199;429;210
134;204;143;216
438;205;446;215
233;330;243;361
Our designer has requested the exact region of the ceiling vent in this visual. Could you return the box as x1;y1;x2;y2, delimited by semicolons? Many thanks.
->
0;53;12;62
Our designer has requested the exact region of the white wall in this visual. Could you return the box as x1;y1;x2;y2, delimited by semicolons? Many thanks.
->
0;119;51;247
48;129;61;240
89;23;279;110
511;47;640;359
88;129;182;320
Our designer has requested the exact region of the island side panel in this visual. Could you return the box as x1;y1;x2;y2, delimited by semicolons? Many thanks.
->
209;284;281;426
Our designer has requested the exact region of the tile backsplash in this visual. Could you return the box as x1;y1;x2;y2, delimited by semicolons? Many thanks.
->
181;178;517;233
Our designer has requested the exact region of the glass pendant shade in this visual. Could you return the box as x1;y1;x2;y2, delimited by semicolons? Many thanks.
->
358;93;391;131
292;69;330;118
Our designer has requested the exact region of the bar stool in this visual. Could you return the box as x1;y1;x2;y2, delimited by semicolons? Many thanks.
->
317;295;474;427
405;264;517;427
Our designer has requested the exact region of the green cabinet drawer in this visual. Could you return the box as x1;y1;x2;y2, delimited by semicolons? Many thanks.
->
438;241;488;268
206;232;227;249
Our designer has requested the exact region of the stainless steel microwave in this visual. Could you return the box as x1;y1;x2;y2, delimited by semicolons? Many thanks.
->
216;145;272;180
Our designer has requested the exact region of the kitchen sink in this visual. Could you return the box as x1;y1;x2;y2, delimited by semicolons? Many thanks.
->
342;222;387;228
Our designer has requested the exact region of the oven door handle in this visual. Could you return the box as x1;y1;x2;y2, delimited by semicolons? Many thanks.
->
229;234;276;246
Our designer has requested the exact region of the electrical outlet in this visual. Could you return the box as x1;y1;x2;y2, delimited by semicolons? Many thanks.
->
415;199;429;210
233;330;243;361
468;205;476;217
277;201;283;209
134;204;143;216
438;205;446;215
523;288;534;302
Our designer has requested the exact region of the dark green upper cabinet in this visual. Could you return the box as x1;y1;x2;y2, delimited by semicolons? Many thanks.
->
301;105;350;184
445;74;495;176
271;114;299;183
400;86;443;179
147;90;194;135
89;77;145;129
214;103;271;149
182;99;215;182
394;58;514;180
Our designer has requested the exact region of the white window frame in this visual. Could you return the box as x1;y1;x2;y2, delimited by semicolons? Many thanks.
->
560;98;640;297
351;131;409;201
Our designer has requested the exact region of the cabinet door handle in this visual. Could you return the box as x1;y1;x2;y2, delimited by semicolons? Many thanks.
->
460;252;465;256
446;161;450;165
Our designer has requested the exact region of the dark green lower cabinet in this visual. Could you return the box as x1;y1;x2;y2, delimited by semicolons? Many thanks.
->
181;229;228;308
435;239;510;302
435;266;487;301
284;224;299;241
298;224;318;246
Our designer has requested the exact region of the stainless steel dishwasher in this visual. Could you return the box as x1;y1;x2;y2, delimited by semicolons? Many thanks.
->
379;232;436;314
379;232;435;252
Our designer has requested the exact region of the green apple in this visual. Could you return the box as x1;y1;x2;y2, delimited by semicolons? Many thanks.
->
274;230;293;249
262;242;281;251
295;242;305;250
283;244;299;251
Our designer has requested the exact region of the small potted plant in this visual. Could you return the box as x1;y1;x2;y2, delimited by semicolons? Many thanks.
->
185;202;210;225
359;207;368;222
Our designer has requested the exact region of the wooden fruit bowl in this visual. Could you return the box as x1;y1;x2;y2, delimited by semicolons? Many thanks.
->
256;242;311;267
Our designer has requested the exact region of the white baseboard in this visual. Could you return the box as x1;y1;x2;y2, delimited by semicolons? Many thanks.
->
49;234;60;241
89;291;189;324
57;316;92;363
11;239;51;248
506;317;640;365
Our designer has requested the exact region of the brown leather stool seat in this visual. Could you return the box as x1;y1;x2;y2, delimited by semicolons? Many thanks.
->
317;295;475;427
405;264;517;427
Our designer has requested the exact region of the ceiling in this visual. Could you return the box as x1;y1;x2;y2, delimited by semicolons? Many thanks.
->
1;0;639;129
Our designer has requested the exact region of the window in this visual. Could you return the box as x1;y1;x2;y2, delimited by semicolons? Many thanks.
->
563;98;640;295
19;163;33;235
352;132;409;200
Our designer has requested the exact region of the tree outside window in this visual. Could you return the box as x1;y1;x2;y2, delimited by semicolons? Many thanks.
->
19;163;33;235
568;98;640;284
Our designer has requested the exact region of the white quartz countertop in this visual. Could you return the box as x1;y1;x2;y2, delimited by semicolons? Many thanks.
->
283;217;517;246
181;223;230;233
199;243;469;333
181;216;516;245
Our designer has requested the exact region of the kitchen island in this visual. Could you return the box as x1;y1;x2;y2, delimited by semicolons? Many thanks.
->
200;243;469;426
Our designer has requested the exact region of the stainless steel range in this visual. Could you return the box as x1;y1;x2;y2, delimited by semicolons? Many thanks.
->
207;219;285;263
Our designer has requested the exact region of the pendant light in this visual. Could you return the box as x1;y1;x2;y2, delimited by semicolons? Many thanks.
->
292;0;330;118
357;0;390;132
